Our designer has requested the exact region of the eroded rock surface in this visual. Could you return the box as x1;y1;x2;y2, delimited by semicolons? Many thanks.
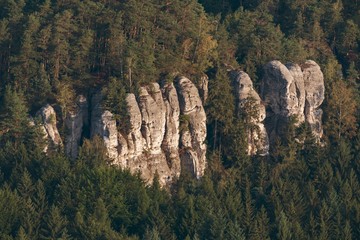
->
175;77;207;178
89;77;207;186
302;60;325;138
36;104;62;152
261;60;324;143
231;70;269;155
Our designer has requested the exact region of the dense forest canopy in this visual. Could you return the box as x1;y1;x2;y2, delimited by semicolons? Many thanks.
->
0;0;359;239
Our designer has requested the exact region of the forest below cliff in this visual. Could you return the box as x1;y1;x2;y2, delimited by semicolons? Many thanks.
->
0;0;359;239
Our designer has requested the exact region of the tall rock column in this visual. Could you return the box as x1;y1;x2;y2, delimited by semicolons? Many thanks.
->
302;60;325;139
36;104;62;152
175;77;207;178
231;70;269;155
261;60;324;144
90;93;119;160
162;83;181;176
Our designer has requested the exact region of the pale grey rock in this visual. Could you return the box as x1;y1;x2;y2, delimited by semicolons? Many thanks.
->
89;77;207;185
286;63;306;123
261;61;304;143
162;83;181;176
231;70;269;155
175;77;207;178
90;93;119;161
262;60;304;118
302;60;325;139
126;154;172;186
97;110;119;160
261;60;325;144
37;104;62;151
124;93;144;159
65;95;88;159
138;83;166;154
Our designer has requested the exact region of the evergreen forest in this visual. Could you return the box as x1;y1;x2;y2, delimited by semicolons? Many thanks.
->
0;0;359;239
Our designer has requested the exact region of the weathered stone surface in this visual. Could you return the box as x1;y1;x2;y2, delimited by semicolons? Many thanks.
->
302;60;325;138
123;94;144;160
35;75;207;186
175;77;207;178
262;61;305;119
90;93;119;160
89;77;207;185
231;70;269;155
286;63;306;124
162;83;181;176
261;60;325;143
138;83;167;154
65;95;88;159
37;104;62;151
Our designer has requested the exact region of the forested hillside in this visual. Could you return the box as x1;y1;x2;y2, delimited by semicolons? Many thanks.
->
0;0;359;239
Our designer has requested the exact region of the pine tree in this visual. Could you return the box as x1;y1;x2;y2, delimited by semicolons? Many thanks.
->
40;205;70;240
277;211;292;240
16;226;30;240
0;86;30;146
325;80;357;142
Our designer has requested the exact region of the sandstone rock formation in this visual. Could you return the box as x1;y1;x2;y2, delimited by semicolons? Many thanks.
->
302;60;325;138
231;70;269;155
89;77;207;186
175;77;207;178
261;60;324;143
36;104;62;152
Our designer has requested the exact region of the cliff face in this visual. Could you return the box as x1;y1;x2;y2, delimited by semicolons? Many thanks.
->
261;60;324;142
37;60;324;184
38;77;206;186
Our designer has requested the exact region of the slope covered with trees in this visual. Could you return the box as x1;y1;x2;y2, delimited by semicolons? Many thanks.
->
0;0;359;239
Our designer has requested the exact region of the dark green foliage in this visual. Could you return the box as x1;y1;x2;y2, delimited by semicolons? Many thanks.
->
102;78;131;134
0;0;358;239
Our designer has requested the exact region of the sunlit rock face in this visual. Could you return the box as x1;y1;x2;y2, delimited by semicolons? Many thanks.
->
90;77;207;186
302;60;325;139
230;70;269;156
261;60;324;143
36;104;62;152
175;77;207;179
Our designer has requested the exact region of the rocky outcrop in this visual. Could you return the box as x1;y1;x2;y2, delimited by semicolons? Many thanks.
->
302;60;325;138
231;70;269;155
261;60;324;142
36;105;62;152
65;95;88;159
138;83;167;154
89;77;207;186
175;77;207;178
